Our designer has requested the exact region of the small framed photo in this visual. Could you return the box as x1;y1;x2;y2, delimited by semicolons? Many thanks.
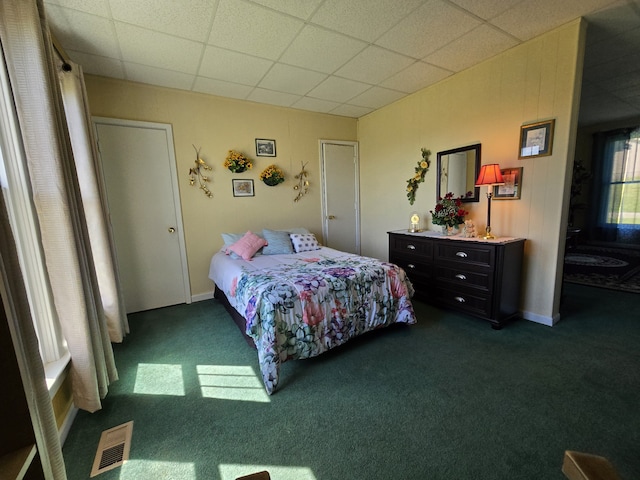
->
255;138;276;157
494;167;523;200
518;119;555;159
232;179;254;197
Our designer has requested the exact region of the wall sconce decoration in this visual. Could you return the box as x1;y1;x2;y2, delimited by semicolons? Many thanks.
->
189;145;213;198
293;161;310;202
475;164;504;239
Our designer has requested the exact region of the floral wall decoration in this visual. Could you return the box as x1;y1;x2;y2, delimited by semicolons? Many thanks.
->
224;149;253;173
188;145;213;197
406;148;431;205
293;161;310;202
260;164;285;186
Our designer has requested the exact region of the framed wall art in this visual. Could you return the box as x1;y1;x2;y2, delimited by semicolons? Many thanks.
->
494;167;523;200
255;138;276;157
232;179;254;197
518;119;555;159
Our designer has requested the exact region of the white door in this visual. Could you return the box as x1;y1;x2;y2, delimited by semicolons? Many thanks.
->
93;117;190;313
321;141;360;254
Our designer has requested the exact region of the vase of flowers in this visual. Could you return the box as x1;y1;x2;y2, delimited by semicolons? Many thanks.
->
260;164;285;186
224;150;252;173
430;192;471;233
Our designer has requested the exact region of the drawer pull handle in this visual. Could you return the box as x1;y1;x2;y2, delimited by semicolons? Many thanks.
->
406;244;416;250
455;274;467;280
407;264;416;269
454;296;466;303
455;251;468;258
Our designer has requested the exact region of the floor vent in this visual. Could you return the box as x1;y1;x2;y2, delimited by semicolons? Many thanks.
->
90;421;133;477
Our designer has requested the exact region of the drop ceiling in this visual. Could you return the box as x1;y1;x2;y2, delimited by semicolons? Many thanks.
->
44;0;640;126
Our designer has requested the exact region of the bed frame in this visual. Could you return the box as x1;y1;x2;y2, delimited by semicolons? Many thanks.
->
214;285;256;348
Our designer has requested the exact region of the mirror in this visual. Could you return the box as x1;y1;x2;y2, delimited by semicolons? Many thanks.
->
436;143;481;203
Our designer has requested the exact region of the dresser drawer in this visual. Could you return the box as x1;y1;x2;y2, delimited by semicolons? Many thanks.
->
390;235;433;258
433;265;492;291
433;286;492;318
390;255;432;282
435;242;495;268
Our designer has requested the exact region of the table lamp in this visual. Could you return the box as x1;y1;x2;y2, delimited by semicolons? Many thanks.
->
475;164;504;239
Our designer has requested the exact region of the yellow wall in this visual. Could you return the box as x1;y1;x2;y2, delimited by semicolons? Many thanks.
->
84;78;357;297
358;19;586;324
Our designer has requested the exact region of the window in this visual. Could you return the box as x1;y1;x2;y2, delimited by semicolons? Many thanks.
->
0;54;67;369
601;128;640;228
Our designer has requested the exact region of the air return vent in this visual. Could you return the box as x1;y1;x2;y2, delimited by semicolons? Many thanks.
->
90;421;133;477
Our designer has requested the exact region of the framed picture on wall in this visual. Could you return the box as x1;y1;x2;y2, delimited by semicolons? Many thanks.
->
518;119;555;159
255;138;276;157
232;179;254;197
494;167;523;200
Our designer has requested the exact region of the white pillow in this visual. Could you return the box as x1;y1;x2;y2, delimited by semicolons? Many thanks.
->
290;233;321;253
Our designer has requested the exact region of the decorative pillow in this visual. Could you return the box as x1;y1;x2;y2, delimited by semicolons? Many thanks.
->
262;229;294;255
227;231;268;261
221;232;265;258
290;233;321;253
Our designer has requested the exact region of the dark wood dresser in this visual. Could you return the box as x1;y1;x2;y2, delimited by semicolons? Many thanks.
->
388;231;525;329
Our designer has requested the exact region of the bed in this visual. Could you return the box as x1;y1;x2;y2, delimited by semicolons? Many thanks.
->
208;234;416;395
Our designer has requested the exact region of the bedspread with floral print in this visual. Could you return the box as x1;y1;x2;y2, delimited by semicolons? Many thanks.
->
231;253;416;394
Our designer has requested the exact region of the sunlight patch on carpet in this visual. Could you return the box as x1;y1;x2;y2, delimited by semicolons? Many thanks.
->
197;365;270;403
118;460;196;478
134;364;185;396
220;464;316;480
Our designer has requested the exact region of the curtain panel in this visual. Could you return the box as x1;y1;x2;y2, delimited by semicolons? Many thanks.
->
0;0;124;414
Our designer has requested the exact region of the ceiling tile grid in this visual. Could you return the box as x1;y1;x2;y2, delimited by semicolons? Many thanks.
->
43;0;640;124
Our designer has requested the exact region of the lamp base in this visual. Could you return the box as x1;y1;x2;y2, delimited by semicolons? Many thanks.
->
483;226;496;240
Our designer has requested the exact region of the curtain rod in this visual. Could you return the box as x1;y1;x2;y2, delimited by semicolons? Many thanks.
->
50;32;72;71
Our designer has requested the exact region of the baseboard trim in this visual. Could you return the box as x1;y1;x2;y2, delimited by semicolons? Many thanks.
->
522;310;558;326
191;291;214;303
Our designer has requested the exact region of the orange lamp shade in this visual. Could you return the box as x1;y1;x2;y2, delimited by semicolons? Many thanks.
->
475;164;505;186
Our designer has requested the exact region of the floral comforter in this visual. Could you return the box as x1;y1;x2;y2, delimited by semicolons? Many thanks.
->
209;247;416;394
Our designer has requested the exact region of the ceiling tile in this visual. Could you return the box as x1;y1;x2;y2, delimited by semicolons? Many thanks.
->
376;0;482;58
246;88;301;107
109;0;215;42
347;86;406;109
279;25;367;73
115;23;204;74
46;5;120;58
335;46;415;84
578;91;640;125
249;0;324;20
193;76;254;100
306;76;371;103
124;63;196;90
424;25;519;72
330;104;374;117
66;50;125;78
258;64;327;95
492;0;620;41
208;0;304;60
292;97;341;114
583;0;640;45
44;0;109;16
448;0;523;20
310;0;425;43
198;46;273;85
380;61;451;93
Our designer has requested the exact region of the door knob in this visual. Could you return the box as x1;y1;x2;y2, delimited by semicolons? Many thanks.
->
328;215;336;220
168;227;176;233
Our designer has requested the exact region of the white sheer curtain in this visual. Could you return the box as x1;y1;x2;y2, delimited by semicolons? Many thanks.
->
0;0;125;413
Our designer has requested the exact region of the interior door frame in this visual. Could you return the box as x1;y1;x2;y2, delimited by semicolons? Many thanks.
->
92;116;191;306
319;139;360;253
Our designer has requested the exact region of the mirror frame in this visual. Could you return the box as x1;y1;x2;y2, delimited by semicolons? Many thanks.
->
436;143;481;203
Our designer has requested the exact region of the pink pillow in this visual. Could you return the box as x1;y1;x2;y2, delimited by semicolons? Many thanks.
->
227;231;268;261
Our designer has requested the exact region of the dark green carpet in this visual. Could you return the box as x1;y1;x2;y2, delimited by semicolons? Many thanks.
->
62;283;640;479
